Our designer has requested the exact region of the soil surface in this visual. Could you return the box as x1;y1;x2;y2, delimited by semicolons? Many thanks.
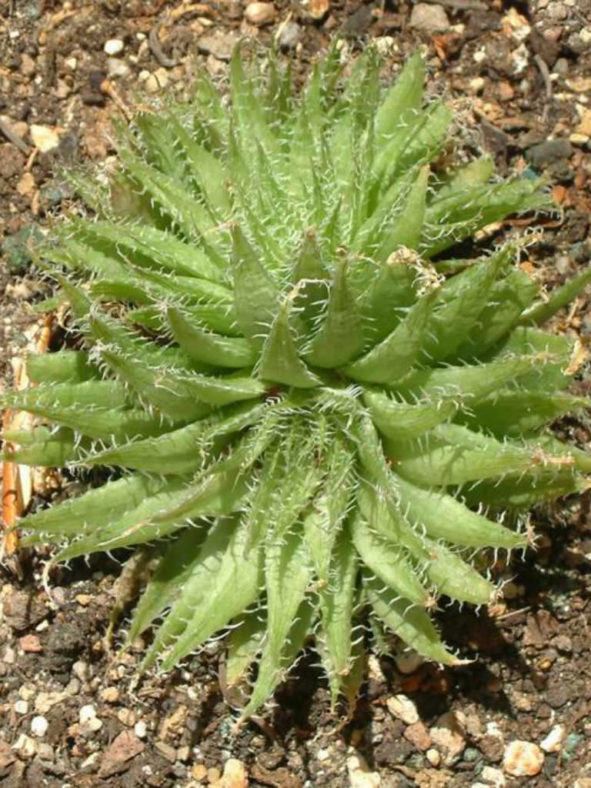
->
1;0;591;786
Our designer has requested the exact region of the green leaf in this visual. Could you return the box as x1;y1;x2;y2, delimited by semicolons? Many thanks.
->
20;474;170;540
3;426;85;468
373;165;429;259
240;524;314;719
126;526;208;643
395;476;528;549
259;293;322;388
519;267;591;326
352;511;430;606
225;607;266;689
84;401;266;473
305;255;365;368
343;289;437;384
420;248;509;362
364;390;456;441
144;517;263;670
167;307;257;369
374;52;425;145
423;541;497;605
303;439;356;584
26;351;99;384
366;576;462;666
316;530;358;706
232;225;279;347
458;391;589;438
388;423;554;487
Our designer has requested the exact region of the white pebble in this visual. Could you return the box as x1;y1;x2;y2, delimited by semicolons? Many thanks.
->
107;58;130;78
30;716;49;738
134;720;147;738
386;694;419;725
80;704;97;724
426;748;441;767
14;700;28;715
481;766;505;787
104;38;124;56
540;724;566;753
79;704;102;734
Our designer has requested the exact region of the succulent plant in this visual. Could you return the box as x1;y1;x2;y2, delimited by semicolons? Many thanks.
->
3;47;591;719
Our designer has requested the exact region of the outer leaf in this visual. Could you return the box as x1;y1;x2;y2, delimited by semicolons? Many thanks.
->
26;351;99;384
316;530;358;706
366;576;462;666
240;525;314;718
126;526;208;643
20;474;170;540
144;517;262;670
395;476;527;549
225;608;266;689
351;511;429;606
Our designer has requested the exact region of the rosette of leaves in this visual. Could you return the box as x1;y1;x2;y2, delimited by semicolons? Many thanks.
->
3;48;591;718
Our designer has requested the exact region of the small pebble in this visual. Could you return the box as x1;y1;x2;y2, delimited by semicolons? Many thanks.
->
118;708;136;726
79;704;102;734
14;734;36;759
463;747;479;762
410;2;449;33
145;68;169;93
72;661;90;682
30;716;48;738
14;700;28;715
134;720;147;738
469;77;485;94
503;740;544;777
277;21;301;51
37;743;54;761
540;724;566;753
306;0;329;20
430;712;466;764
481;766;505;787
107;58;130;78
20;53;36;77
193;763;208;780
346;750;380;788
101;686;120;703
177;745;190;762
244;1;276;25
426;748;441;767
395;649;424;675
404;721;431;752
30;124;60;153
220;758;248;787
155;740;177;763
104;38;124;56
386;694;419;725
